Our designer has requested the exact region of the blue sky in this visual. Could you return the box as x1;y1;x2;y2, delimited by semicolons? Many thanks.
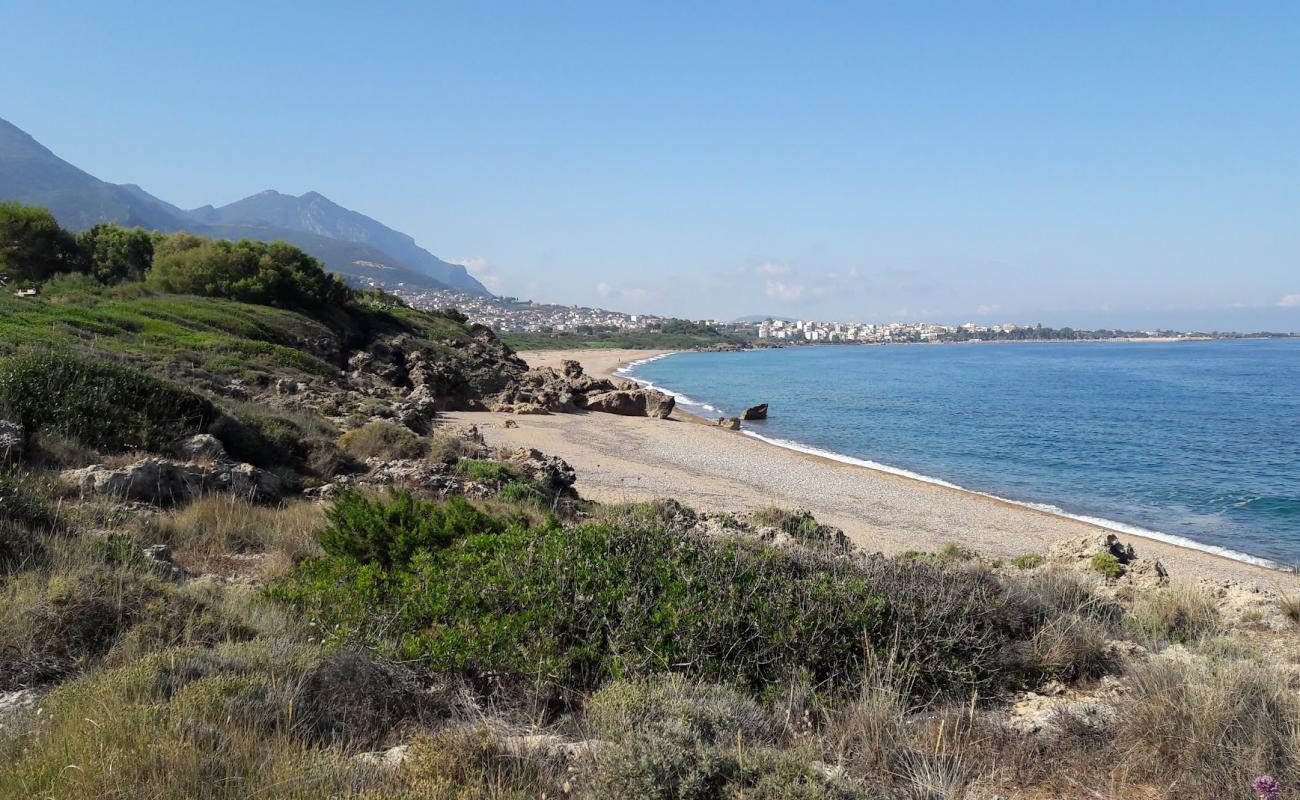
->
3;1;1298;329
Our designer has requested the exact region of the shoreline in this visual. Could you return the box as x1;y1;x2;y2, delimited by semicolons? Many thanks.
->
479;348;1299;589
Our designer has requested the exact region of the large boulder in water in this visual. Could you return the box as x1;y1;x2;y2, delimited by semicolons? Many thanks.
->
740;404;768;420
584;389;675;419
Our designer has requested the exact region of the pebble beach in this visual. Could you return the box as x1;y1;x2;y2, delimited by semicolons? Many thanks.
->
445;349;1300;591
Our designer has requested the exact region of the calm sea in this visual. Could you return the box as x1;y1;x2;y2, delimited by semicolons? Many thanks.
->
624;340;1300;567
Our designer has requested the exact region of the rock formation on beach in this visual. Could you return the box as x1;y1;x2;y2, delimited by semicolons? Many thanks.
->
740;403;768;420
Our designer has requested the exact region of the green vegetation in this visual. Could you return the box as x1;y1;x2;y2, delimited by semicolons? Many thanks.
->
1011;553;1045;569
149;232;352;311
1089;551;1123;579
0;201;80;284
272;493;1041;700
77;223;156;284
0;352;217;453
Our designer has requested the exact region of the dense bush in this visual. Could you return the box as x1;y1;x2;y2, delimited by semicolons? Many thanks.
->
76;223;156;284
272;494;1042;700
338;419;425;461
148;233;352;311
0;201;81;284
0;352;217;453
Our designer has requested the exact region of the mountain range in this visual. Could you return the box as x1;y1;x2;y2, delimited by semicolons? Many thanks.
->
0;117;489;295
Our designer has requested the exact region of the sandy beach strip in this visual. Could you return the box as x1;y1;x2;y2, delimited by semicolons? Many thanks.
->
443;348;1300;590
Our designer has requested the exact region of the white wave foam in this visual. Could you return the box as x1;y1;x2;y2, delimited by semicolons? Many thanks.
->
738;430;1283;570
620;354;1283;570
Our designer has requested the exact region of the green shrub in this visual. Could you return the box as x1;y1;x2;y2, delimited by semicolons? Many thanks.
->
339;420;426;461
316;490;502;569
0;352;216;453
456;458;520;485
1088;552;1123;579
939;542;974;561
272;495;1042;700
148;233;353;311
1011;553;1044;570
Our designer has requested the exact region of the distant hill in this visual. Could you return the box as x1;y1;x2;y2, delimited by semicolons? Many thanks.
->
190;189;486;294
734;314;795;323
0;117;184;232
0;117;489;295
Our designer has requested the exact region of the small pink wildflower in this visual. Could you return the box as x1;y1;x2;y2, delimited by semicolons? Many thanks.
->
1254;775;1282;800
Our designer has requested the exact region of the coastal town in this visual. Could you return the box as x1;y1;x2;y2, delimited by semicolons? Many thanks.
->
390;288;1208;344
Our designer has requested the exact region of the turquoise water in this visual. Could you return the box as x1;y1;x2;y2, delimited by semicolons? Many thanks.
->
624;340;1300;567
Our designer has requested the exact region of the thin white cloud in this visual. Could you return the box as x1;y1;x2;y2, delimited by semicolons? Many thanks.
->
975;304;1001;315
594;281;654;305
765;280;807;302
1279;293;1300;308
454;256;503;292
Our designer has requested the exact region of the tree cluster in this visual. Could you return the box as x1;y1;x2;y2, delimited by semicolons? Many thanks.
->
0;201;352;310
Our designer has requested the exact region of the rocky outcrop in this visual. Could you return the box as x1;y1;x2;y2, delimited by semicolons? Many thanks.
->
740;404;768;420
715;417;742;430
0;420;22;464
491;360;669;418
509;447;577;495
584;389;675;418
1048;532;1169;596
61;456;282;505
173;433;227;462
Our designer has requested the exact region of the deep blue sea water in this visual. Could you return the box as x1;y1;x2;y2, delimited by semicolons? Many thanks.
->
624;340;1300;567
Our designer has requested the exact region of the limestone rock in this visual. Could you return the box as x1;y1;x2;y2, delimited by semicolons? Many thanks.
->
61;456;282;505
174;434;227;462
716;417;742;430
584;389;675;418
510;447;577;494
740;403;769;420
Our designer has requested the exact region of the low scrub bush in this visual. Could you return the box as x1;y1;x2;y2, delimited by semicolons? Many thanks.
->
0;640;407;799
586;674;774;746
0;352;217;453
1089;552;1123;579
0;550;253;689
1116;657;1300;799
587;729;867;800
339;419;426;461
1010;553;1044;570
272;494;1044;701
0;471;56;572
456;457;521;485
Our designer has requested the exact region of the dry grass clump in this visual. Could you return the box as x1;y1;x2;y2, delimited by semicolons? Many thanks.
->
0;640;408;800
1127;580;1220;645
0;554;254;690
426;428;486;464
1115;656;1300;798
1277;594;1300;627
339;419;426;461
585;673;774;746
1031;614;1115;681
147;494;324;576
399;727;570;799
823;669;910;779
